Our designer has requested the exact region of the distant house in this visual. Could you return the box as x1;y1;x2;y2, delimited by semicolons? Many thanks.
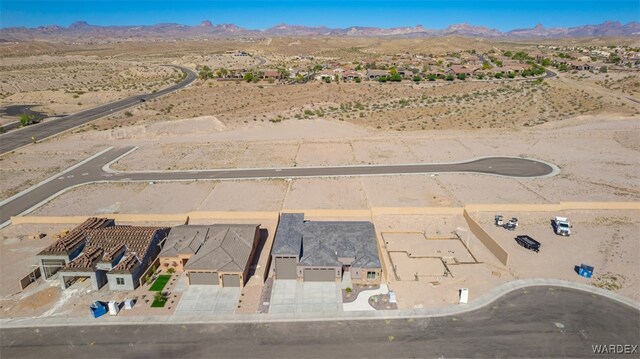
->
445;57;462;65
36;218;171;291
570;62;593;71
341;70;363;81
534;52;549;61
262;70;280;80
315;70;334;81
446;65;477;76
499;63;529;73
366;69;388;80
158;224;261;287
271;213;382;283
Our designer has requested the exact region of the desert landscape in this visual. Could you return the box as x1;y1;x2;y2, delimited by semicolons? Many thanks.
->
0;34;638;319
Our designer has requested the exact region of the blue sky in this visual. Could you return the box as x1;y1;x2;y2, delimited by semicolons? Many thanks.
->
1;1;638;30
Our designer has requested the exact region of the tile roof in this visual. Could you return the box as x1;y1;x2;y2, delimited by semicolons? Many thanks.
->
61;225;169;273
63;246;104;271
180;224;260;273
85;226;168;257
38;217;113;255
111;254;141;273
159;225;209;257
273;213;381;269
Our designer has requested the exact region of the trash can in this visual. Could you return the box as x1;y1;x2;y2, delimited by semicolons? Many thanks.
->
108;301;120;316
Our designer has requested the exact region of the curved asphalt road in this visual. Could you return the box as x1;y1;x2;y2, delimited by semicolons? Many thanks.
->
1;286;637;358
0;66;196;155
0;147;556;226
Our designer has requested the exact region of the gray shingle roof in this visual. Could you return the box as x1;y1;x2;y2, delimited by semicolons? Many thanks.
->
273;213;381;269
271;213;304;256
164;224;259;273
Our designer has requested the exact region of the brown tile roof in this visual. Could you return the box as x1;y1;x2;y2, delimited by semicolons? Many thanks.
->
38;217;113;255
111;254;141;273
182;224;259;273
102;243;126;262
448;65;477;75
86;226;168;264
63;246;104;270
61;225;169;273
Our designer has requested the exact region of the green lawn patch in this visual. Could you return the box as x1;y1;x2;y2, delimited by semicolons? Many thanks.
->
149;275;171;292
151;298;167;307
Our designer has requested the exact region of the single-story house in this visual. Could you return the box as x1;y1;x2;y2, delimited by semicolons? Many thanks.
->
570;62;593;71
262;70;280;79
36;217;114;279
341;70;363;81
271;213;382;284
315;70;334;81
44;221;170;291
158;224;261;287
446;65;477;76
366;69;389;80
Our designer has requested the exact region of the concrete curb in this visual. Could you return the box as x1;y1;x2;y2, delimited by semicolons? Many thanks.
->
103;154;559;179
0;147;114;229
1;279;637;329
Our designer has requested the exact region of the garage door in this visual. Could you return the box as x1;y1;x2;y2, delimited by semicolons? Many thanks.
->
303;268;335;282
275;257;297;280
222;274;241;287
189;272;218;285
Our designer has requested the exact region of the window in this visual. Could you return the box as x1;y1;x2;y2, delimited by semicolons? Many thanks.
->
116;278;125;285
367;271;376;279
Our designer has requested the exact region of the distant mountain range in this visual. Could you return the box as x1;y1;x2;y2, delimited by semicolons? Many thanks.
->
1;20;639;41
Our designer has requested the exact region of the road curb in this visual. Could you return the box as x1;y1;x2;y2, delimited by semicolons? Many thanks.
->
1;279;637;329
0;147;114;229
102;154;559;179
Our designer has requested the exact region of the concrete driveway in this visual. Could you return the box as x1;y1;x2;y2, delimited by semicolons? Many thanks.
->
269;280;342;314
174;285;241;316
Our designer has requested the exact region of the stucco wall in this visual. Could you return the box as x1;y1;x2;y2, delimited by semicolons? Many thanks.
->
60;270;106;290
107;273;136;291
463;209;509;266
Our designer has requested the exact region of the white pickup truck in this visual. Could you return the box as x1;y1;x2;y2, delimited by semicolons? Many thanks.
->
553;217;571;236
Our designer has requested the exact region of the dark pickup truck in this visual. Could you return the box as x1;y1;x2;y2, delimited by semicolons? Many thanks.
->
515;235;541;253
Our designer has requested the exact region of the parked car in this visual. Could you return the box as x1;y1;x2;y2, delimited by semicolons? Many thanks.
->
495;215;504;226
515;235;541;252
552;216;571;236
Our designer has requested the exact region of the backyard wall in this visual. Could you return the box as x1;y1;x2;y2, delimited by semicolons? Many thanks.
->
463;209;509;266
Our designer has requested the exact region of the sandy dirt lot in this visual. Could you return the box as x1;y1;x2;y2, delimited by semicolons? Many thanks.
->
475;210;640;301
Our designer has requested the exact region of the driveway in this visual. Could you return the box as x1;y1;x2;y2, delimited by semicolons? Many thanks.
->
269;280;342;314
174;285;241;316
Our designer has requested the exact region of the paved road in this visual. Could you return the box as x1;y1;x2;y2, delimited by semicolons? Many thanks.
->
0;147;556;226
1;286;637;358
0;66;196;155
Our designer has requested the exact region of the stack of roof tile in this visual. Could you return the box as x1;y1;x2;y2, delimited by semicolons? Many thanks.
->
38;217;113;255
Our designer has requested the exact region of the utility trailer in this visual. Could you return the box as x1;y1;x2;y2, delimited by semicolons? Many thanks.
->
515;235;541;253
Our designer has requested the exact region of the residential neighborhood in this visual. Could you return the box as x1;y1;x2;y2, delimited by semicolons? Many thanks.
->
198;44;640;85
